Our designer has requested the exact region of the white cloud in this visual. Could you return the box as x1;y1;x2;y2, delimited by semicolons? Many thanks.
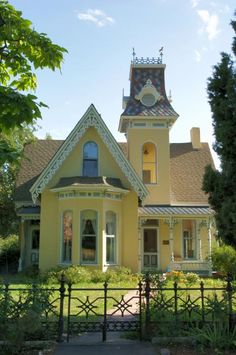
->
194;49;201;62
197;9;220;40
77;9;115;27
191;0;200;8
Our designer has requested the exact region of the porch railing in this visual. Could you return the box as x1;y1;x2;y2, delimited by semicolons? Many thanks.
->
169;260;211;275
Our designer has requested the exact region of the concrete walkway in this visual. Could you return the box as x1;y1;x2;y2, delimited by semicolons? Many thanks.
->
54;333;158;355
54;289;159;354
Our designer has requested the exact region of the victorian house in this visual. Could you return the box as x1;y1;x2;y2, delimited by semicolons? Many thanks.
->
15;55;215;274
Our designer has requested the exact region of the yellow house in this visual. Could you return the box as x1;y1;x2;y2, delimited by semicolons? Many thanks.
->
15;55;215;274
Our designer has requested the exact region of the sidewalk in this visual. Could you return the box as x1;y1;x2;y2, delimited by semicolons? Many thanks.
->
54;333;158;355
54;290;158;354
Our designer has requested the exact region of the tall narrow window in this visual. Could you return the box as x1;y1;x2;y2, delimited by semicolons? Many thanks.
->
106;211;116;264
83;141;98;177
142;142;157;184
81;210;97;263
62;211;72;263
183;220;196;259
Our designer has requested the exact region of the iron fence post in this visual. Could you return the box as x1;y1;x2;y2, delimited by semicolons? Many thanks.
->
138;280;143;341
174;281;178;323
200;281;205;324
144;273;151;336
102;281;108;342
67;283;72;343
57;273;66;343
226;272;233;330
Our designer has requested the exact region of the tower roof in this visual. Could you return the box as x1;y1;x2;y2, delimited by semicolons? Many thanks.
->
119;55;179;132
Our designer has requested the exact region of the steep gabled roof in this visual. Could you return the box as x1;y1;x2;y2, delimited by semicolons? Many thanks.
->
29;104;148;203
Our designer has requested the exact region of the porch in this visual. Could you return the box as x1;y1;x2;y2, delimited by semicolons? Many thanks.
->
138;205;214;275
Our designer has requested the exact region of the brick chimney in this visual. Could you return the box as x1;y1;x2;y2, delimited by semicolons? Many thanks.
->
190;127;202;149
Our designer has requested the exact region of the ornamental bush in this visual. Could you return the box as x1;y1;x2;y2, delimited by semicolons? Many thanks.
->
211;244;236;276
0;234;20;272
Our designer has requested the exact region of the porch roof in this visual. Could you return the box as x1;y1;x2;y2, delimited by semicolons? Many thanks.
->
17;206;40;219
139;205;213;217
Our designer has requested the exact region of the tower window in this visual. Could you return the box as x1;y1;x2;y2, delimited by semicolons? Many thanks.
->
141;93;156;107
142;142;157;184
83;141;98;177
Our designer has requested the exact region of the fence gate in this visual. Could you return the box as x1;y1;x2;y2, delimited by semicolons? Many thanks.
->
63;281;143;342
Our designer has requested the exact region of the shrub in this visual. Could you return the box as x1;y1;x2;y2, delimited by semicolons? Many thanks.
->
184;272;200;286
41;265;91;284
165;270;185;283
195;322;236;351
0;234;20;272
211;244;236;276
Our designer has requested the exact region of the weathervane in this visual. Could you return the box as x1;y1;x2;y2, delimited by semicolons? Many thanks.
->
159;47;163;63
132;47;136;61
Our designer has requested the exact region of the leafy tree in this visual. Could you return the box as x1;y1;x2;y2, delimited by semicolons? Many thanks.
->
0;126;35;236
0;0;67;163
203;15;236;248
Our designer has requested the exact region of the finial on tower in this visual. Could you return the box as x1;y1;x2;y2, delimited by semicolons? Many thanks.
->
132;47;136;61
159;47;163;62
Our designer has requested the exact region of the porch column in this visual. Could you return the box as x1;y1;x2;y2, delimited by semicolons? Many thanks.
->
207;217;213;261
18;218;25;272
138;218;145;272
164;218;178;262
196;221;202;260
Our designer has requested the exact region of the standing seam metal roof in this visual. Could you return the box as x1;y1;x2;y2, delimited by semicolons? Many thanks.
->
139;206;212;216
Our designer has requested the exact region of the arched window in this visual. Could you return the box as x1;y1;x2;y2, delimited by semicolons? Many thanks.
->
142;142;157;184
83;141;98;177
105;211;116;264
81;210;97;264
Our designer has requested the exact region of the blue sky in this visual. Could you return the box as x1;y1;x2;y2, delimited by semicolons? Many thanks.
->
11;0;235;168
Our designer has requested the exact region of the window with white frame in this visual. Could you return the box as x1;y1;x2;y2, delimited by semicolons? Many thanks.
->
142;142;157;184
105;211;116;264
62;211;72;263
81;210;97;263
183;219;196;259
83;141;98;177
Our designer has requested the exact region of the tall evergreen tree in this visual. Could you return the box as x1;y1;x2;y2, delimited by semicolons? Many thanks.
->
203;15;236;248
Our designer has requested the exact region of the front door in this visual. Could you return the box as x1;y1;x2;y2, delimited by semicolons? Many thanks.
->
143;228;158;269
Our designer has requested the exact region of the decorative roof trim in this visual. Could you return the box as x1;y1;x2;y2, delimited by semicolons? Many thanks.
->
50;185;129;195
30;104;148;203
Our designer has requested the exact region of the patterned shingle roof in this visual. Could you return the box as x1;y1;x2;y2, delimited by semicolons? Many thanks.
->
15;140;214;205
121;67;178;117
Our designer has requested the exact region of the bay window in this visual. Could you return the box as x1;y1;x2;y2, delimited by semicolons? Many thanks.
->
106;211;116;264
81;210;97;263
62;211;73;263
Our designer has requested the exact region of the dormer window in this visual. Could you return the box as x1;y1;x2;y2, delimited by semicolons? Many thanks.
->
135;79;163;108
83;141;98;177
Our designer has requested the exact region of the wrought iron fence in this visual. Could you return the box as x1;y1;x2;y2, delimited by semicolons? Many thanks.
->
0;273;235;343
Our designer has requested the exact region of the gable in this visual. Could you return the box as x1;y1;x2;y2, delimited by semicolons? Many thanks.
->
46;127;134;193
30;105;148;203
